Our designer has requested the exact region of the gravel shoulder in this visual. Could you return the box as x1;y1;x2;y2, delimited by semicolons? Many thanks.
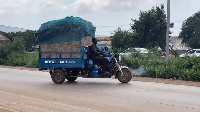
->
133;76;200;87
0;65;200;87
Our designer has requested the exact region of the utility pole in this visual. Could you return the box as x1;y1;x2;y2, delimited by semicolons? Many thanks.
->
166;0;170;64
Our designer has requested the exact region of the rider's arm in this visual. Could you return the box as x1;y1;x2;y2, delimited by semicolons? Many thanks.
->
91;45;101;55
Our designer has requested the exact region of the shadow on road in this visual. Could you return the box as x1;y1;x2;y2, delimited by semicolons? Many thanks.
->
64;80;131;86
43;80;132;89
36;78;134;92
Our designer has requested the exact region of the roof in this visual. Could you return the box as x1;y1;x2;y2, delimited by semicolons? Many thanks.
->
96;36;110;39
169;36;190;50
0;35;9;41
96;36;110;41
0;25;27;33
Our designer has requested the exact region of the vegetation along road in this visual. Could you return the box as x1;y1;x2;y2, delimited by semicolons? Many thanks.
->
0;68;200;112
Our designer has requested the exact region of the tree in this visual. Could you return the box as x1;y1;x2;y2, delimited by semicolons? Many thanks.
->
131;4;167;49
0;30;38;51
180;11;200;48
9;37;26;52
0;37;27;65
111;28;135;50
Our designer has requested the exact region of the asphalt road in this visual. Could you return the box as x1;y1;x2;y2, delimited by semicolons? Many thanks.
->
0;68;200;112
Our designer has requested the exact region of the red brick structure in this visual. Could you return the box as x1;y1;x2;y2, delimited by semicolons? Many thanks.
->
0;35;10;45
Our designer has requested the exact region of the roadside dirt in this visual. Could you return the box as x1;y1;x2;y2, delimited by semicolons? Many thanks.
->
133;76;200;87
0;65;46;72
0;65;200;87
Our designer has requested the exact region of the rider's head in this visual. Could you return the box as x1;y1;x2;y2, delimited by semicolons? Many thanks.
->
92;38;97;45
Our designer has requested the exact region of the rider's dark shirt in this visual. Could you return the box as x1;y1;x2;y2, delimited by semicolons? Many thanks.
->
89;44;102;59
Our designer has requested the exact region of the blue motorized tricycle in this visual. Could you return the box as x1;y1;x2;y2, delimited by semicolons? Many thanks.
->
36;16;132;84
38;44;132;84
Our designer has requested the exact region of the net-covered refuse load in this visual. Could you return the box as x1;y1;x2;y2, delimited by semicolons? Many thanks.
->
35;16;96;58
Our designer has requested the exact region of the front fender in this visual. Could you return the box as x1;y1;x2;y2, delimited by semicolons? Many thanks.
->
120;66;129;69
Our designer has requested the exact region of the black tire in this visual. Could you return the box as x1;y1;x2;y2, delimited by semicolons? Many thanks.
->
117;68;132;83
66;71;78;82
51;69;65;84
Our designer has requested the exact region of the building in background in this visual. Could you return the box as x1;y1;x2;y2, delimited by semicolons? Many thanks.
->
97;41;111;46
169;36;190;55
96;36;110;41
0;35;10;45
96;36;111;46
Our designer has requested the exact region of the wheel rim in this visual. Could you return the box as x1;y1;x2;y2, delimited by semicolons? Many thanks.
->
54;73;62;82
120;70;129;81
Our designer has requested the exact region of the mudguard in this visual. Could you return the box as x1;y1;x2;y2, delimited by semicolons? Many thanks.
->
121;66;130;69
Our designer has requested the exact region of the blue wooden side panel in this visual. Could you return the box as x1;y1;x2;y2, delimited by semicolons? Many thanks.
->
38;47;88;71
39;58;85;71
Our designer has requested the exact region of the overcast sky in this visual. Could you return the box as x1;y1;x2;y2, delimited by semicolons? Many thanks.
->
0;0;200;36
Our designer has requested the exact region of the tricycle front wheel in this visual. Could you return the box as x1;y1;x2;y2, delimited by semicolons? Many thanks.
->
117;68;132;83
51;69;65;84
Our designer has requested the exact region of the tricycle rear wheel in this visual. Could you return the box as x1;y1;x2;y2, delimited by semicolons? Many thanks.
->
51;69;65;84
117;68;132;83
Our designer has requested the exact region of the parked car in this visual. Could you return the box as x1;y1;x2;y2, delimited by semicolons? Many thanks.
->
119;48;149;57
179;49;200;57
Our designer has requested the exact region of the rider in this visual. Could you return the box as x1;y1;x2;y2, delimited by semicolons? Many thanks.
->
89;38;109;75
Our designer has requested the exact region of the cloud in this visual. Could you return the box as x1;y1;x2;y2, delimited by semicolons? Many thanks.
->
0;0;68;15
0;9;6;14
71;0;156;13
70;0;109;13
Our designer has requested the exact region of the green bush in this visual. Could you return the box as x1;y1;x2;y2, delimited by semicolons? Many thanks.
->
121;57;140;69
111;47;125;53
6;52;27;66
181;69;200;81
0;37;39;68
122;55;200;81
25;52;39;68
0;37;26;65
